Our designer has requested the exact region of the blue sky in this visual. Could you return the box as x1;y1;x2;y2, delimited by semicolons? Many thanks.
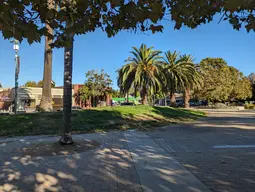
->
0;18;254;89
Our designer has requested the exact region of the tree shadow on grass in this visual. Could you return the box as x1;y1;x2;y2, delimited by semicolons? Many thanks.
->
0;106;205;137
151;106;205;120
71;107;202;133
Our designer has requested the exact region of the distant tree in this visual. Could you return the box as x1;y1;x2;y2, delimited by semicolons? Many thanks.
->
0;82;2;88
37;80;55;88
228;67;252;101
161;51;197;106
248;73;255;84
195;58;231;102
111;89;121;98
251;84;255;101
24;81;37;87
86;69;112;107
195;58;252;102
74;85;90;107
37;80;44;88
248;73;255;101
232;77;252;100
180;55;203;108
118;44;163;105
74;69;113;108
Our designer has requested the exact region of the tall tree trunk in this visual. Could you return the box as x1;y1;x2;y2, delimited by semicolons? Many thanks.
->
140;86;148;105
141;92;148;105
170;91;176;107
184;88;191;108
39;0;54;112
93;96;97;107
59;34;74;145
126;91;129;102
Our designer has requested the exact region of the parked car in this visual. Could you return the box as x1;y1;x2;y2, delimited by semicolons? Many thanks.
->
176;101;184;107
72;106;83;111
58;106;83;112
120;102;136;106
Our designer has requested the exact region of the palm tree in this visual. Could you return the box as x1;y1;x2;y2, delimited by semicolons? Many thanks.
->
39;0;54;112
180;55;203;108
162;51;197;106
117;44;164;105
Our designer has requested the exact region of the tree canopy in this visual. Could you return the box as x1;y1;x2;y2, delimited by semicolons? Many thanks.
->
168;0;255;32
2;0;254;45
1;0;165;45
24;80;55;88
74;69;113;107
24;81;37;87
161;51;199;105
117;44;163;104
111;89;121;98
248;72;255;100
195;58;252;102
248;73;255;84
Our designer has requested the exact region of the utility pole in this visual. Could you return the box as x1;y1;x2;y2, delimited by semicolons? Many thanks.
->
12;39;20;114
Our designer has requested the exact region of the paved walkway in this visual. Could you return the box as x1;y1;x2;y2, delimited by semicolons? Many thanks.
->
0;110;254;192
125;131;209;192
148;110;255;192
0;132;209;192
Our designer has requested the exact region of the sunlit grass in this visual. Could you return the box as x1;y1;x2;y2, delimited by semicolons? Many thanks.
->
0;106;205;137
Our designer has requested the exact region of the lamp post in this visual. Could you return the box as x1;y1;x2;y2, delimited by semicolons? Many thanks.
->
12;39;20;114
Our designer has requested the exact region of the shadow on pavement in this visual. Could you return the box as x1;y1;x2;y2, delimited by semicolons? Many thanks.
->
148;111;255;192
0;110;254;192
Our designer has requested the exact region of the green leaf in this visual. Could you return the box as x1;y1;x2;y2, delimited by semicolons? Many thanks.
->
150;25;163;33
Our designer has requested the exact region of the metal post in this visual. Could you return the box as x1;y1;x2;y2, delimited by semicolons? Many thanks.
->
13;40;20;114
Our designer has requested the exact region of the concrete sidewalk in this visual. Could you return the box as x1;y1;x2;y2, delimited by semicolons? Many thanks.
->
0;131;209;192
125;131;210;192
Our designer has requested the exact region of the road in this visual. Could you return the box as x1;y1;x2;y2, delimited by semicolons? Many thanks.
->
147;110;255;192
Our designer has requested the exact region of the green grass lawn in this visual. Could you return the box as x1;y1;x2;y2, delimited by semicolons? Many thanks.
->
0;106;205;137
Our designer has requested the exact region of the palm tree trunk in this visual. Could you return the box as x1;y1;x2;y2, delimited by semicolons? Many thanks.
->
184;88;191;108
170;91;176;107
126;91;129;102
59;33;74;145
39;0;54;112
141;93;148;105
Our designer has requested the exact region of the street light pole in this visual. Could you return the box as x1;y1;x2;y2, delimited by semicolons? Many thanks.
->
13;40;20;114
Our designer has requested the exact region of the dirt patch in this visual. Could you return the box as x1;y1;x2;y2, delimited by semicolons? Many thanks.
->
18;139;101;157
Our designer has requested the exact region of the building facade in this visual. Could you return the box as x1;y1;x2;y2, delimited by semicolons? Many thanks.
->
0;87;75;112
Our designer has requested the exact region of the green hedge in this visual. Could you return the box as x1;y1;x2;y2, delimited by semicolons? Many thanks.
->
244;104;255;110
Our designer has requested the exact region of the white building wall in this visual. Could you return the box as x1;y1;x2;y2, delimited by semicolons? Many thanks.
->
10;87;75;106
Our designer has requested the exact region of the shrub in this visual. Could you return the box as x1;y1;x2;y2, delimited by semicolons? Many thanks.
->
215;103;228;109
244;104;255;110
